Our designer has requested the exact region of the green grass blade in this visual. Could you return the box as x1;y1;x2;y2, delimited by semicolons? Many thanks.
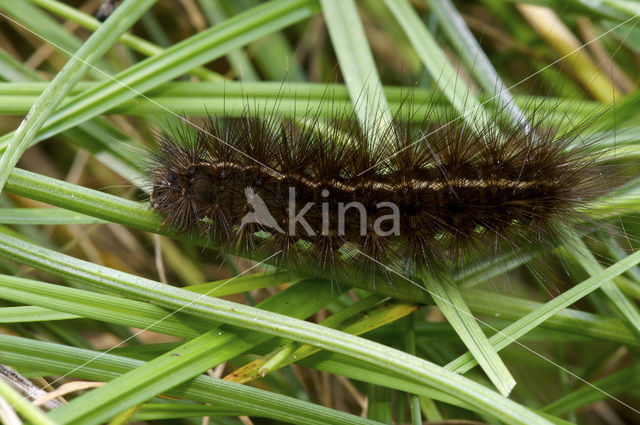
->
404;315;424;425
426;0;528;127
422;275;516;396
382;0;491;133
131;404;240;421
186;270;299;296
0;48;40;81
0;306;78;322
224;0;306;81
0;273;215;338
568;235;640;337
196;0;259;80
462;289;640;346
320;0;393;148
0;81;607;122
0;0;157;192
229;296;417;383
0;208;106;225
542;364;640;416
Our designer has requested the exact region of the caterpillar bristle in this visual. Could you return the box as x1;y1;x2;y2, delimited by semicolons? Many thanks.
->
147;100;612;283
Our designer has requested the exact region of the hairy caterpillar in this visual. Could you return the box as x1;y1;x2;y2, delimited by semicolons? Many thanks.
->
147;97;612;283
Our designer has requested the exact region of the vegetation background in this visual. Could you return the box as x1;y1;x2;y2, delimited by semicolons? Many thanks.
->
0;0;639;424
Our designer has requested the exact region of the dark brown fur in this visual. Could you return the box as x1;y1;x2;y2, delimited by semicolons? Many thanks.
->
148;106;606;280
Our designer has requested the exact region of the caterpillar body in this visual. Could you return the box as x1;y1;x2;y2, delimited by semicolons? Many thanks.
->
148;103;607;282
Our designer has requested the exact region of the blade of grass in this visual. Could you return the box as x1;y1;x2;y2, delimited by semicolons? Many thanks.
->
368;384;392;423
0;208;106;225
461;288;640;346
0;49;40;81
426;0;529;128
320;0;393;148
226;295;418;383
542;364;640;416
224;0;306;81
0;273;215;338
568;234;640;337
517;4;620;103
0;306;78;322
0;81;606;122
405;315;424;425
382;0;492;133
195;0;259;80
131;404;240;421
0;0;157;192
186;270;300;296
422;275;516;396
